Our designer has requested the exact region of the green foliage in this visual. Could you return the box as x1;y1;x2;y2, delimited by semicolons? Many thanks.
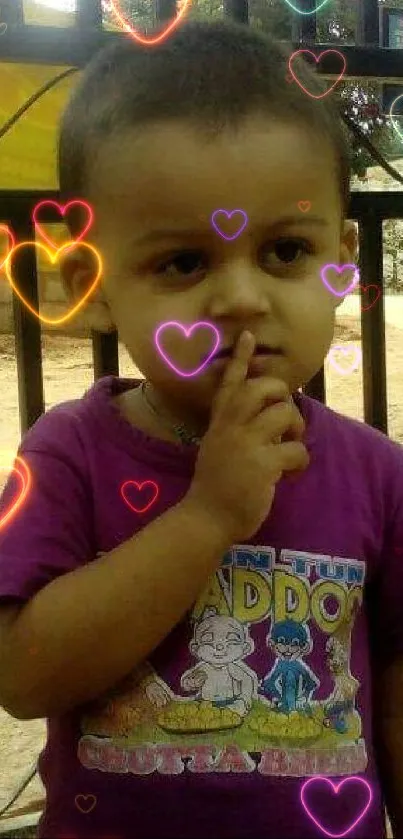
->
103;0;403;181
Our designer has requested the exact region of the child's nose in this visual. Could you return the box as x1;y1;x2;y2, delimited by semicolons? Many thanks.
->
209;264;273;319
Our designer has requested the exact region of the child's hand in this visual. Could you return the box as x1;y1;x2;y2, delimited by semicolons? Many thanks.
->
187;330;310;542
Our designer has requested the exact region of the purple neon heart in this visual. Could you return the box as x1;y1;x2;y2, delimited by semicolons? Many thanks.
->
320;264;359;297
211;209;248;241
300;775;372;838
155;321;220;378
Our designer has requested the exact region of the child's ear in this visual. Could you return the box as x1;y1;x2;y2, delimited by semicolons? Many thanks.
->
333;220;359;307
340;220;359;265
59;243;116;333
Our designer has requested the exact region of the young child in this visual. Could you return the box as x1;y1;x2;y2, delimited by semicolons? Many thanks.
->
0;18;402;839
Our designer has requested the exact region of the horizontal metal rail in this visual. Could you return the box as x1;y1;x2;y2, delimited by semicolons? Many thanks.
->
0;25;402;83
1;189;402;437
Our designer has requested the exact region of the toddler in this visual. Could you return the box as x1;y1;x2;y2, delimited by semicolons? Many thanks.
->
0;18;403;839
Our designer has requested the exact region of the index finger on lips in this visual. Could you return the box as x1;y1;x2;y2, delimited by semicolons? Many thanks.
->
212;330;255;414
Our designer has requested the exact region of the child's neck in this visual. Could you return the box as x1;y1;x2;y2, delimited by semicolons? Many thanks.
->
115;383;207;446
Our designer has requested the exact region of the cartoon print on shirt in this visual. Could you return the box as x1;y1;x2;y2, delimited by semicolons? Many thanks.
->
81;661;173;737
323;602;360;734
180;606;258;718
259;619;319;714
79;545;368;779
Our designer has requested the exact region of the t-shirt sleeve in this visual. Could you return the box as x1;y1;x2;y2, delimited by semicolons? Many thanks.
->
0;413;96;605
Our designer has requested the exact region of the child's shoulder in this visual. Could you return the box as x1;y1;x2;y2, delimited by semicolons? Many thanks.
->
21;375;134;453
300;390;403;467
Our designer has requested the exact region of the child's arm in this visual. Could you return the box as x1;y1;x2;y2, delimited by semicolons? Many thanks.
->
374;656;403;837
0;496;231;720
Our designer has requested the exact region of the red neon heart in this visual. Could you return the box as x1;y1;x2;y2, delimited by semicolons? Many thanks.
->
74;794;97;814
298;201;311;213
33;200;93;250
360;283;381;312
0;225;15;271
120;480;159;514
288;50;346;99
108;0;191;45
0;456;31;531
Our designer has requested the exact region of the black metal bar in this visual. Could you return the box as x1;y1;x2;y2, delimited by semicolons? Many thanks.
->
292;0;317;46
0;26;402;82
356;0;379;47
91;330;119;381
304;367;326;403
76;0;103;29
358;211;388;434
155;0;176;21
0;0;23;26
223;0;249;25
7;216;44;436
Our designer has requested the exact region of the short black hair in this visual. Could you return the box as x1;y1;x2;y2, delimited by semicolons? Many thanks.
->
58;17;351;237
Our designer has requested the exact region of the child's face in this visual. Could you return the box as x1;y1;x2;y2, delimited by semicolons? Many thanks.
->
62;115;357;422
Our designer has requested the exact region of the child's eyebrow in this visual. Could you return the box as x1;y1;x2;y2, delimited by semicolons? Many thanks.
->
131;216;330;249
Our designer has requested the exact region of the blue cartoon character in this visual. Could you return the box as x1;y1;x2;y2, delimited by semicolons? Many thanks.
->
259;619;319;715
181;607;258;718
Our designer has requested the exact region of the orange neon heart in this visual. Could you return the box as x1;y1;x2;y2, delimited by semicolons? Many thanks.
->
288;49;346;100
108;0;191;45
5;240;102;326
0;455;32;531
0;225;15;271
33;200;94;251
298;200;311;213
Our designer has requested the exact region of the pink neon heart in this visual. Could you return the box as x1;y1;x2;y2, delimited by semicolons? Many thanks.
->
320;264;359;298
300;775;372;838
289;50;346;100
211;209;248;241
328;344;361;375
33;200;93;250
155;321;220;378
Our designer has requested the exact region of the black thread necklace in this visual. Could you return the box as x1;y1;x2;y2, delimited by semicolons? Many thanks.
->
140;380;202;447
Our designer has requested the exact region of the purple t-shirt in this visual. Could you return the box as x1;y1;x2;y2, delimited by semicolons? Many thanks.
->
1;375;403;839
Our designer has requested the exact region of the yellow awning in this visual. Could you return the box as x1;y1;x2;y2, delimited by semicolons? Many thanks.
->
0;1;119;191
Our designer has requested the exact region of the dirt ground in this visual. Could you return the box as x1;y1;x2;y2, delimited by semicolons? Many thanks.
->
0;298;402;828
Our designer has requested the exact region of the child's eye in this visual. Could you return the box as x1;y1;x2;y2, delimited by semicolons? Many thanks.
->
265;238;314;266
155;250;206;279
